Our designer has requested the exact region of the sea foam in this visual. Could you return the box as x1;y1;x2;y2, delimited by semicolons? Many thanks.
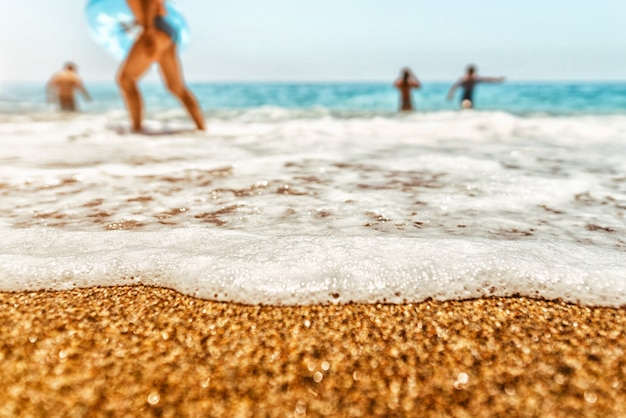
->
0;110;624;306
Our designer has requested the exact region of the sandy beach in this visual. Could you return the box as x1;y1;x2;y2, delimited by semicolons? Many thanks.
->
0;286;624;417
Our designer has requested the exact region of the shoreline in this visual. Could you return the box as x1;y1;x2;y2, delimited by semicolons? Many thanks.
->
1;286;625;417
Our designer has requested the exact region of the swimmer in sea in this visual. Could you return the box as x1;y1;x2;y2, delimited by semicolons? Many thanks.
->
46;63;92;112
447;65;504;109
394;68;421;111
118;0;205;132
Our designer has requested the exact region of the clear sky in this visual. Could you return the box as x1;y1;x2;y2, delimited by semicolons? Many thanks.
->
1;0;626;82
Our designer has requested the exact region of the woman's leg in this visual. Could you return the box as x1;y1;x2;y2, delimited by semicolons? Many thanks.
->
117;34;156;132
158;44;205;130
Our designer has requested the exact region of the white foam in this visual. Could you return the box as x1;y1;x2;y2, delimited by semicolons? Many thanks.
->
0;110;625;306
0;229;624;306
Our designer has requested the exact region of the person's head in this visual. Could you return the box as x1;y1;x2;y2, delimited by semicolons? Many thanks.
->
466;65;476;76
64;62;77;72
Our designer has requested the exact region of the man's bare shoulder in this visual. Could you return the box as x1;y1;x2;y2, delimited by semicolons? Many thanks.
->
50;71;81;87
49;72;63;84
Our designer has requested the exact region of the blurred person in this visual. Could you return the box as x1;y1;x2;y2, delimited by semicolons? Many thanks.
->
447;65;504;109
46;62;91;112
394;68;421;111
117;0;205;132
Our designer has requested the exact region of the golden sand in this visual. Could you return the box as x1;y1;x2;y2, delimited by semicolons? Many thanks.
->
1;286;625;417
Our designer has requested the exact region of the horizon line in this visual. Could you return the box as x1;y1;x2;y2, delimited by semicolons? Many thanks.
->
4;79;626;85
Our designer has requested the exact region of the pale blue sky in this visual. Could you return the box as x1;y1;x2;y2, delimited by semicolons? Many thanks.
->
1;0;626;82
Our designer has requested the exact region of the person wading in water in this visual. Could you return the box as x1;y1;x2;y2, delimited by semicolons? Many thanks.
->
447;64;504;109
394;68;421;112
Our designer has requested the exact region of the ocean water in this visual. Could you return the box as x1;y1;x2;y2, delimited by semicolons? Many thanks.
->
0;82;625;306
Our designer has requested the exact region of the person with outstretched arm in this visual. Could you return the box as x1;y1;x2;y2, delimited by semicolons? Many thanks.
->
447;65;504;109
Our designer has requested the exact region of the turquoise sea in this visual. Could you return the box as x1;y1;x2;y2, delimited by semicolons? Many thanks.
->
2;81;626;116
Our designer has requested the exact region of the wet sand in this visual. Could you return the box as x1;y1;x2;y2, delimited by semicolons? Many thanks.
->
1;286;625;417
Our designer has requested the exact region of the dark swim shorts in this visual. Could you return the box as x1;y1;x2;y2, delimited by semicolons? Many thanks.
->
154;16;178;43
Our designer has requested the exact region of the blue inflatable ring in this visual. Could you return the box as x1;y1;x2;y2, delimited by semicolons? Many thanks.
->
86;0;190;60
